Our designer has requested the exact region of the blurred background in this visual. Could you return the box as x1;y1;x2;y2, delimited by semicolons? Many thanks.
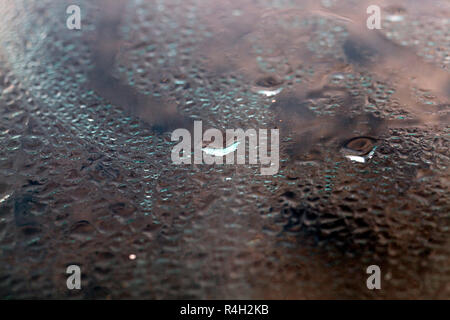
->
0;0;449;299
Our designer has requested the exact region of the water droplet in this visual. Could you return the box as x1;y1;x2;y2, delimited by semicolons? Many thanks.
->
385;15;404;22
202;141;240;157
255;76;283;88
252;76;284;96
341;137;377;163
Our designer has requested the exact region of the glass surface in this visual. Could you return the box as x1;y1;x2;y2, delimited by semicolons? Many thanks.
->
0;0;449;299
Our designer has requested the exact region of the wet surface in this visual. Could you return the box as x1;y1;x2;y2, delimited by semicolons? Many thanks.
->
0;0;449;299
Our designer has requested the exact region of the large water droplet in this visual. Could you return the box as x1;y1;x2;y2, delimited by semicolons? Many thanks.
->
341;136;377;163
252;76;284;96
